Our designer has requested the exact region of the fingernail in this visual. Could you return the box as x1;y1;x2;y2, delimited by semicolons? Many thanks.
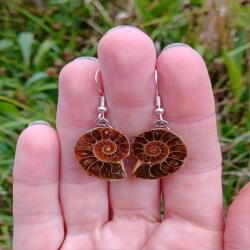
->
74;56;98;62
163;43;191;51
107;25;139;33
28;120;51;127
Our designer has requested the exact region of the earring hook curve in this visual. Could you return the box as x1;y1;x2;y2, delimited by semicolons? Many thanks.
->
94;67;112;128
154;69;169;128
155;69;159;97
95;67;104;97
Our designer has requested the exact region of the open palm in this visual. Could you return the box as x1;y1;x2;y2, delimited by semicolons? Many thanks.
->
13;27;250;250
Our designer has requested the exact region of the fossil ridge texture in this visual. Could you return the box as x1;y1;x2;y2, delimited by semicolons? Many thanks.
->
75;127;130;180
131;128;187;179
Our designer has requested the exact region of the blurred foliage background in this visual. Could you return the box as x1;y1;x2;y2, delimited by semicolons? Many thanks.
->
0;0;249;249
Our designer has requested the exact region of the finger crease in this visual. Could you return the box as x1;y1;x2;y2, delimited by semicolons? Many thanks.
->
168;112;216;125
166;211;224;232
14;177;59;186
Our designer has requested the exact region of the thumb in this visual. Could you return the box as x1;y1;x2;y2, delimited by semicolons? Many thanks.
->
224;182;250;250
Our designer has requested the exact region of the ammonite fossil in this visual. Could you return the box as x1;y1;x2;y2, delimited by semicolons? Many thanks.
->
75;127;130;180
131;128;187;179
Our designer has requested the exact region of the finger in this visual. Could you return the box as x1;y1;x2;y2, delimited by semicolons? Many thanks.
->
224;182;250;250
56;58;109;236
98;27;160;222
13;123;64;250
157;45;223;230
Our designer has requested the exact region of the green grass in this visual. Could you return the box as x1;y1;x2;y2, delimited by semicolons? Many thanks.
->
0;0;249;249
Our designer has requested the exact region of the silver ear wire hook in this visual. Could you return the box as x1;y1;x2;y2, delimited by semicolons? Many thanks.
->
154;69;169;128
95;68;104;97
95;68;112;127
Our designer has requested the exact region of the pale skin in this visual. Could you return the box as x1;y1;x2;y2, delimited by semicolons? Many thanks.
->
13;26;250;250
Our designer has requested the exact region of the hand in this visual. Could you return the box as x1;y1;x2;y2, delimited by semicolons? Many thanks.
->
13;26;250;250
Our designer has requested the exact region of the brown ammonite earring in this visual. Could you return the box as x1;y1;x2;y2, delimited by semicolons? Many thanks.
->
131;70;187;179
74;68;130;180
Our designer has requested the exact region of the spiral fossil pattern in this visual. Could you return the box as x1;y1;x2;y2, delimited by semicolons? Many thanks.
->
131;128;187;179
75;127;129;180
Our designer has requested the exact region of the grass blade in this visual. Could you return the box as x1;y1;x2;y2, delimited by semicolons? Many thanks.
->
222;50;243;98
33;39;55;68
17;32;34;70
0;39;13;51
25;72;49;86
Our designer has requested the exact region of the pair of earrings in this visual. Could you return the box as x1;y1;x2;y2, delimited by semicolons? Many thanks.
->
74;68;187;180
